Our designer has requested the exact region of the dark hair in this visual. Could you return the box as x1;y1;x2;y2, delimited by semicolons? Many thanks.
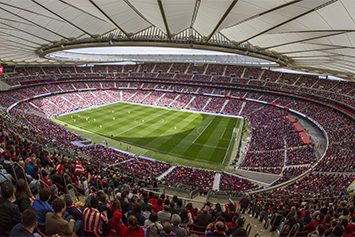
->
39;188;51;202
90;196;99;209
22;208;37;228
317;224;326;235
64;194;73;207
149;212;158;223
15;179;31;200
111;199;122;212
132;203;141;213
332;225;343;236
1;181;14;199
52;198;66;213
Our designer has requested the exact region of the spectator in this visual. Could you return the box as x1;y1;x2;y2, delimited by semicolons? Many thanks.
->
171;214;188;237
158;205;172;224
145;212;163;237
32;187;54;230
83;195;108;237
45;198;76;236
64;194;83;221
9;208;38;237
121;215;144;237
0;181;21;236
107;209;124;236
159;222;176;237
15;179;34;213
206;221;227;236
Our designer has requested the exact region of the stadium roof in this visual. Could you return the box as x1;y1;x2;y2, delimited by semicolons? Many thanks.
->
0;0;354;80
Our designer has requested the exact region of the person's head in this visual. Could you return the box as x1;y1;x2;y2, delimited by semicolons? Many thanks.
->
316;224;326;236
171;214;181;227
111;199;122;212
163;222;173;234
16;179;30;196
1;181;14;200
133;203;141;213
148;212;158;223
50;185;58;196
215;221;226;232
90;195;99;209
163;205;170;212
52;198;66;216
128;215;138;227
39;188;51;202
63;194;73;207
21;208;37;231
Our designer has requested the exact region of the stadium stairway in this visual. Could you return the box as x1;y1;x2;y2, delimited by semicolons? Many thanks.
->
157;165;177;181
212;173;221;191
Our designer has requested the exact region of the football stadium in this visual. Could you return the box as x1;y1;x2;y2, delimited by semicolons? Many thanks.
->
0;1;354;237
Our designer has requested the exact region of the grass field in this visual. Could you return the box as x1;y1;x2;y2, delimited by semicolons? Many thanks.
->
53;102;242;169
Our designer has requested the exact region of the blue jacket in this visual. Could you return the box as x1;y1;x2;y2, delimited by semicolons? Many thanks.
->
32;199;53;227
10;223;34;237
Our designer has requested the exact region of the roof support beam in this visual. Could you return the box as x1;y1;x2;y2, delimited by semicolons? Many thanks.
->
206;0;239;41
88;0;129;37
227;0;302;28
0;31;42;46
157;0;170;38
281;46;350;55
0;6;70;40
0;2;64;22
237;0;339;45
262;31;350;50
31;0;96;38
0;21;52;43
190;0;201;28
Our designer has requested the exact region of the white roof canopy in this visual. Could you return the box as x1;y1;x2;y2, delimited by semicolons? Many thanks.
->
0;0;354;79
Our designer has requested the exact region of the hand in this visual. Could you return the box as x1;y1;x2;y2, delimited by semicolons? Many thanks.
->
70;219;75;223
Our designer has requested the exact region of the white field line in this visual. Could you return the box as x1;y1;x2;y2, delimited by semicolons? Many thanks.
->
222;127;238;165
191;118;214;144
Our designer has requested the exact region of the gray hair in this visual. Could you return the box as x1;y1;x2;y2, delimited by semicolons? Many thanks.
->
171;214;181;226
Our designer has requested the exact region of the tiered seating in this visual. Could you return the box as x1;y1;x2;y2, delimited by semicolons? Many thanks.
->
163;166;215;191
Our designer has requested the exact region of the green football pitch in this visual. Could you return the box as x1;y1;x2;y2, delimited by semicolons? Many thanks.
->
53;102;243;170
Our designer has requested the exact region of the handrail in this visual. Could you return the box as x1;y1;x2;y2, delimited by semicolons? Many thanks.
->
66;184;79;201
287;223;300;237
11;162;30;190
63;172;72;193
0;172;12;183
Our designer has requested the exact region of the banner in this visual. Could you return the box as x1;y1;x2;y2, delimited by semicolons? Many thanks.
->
0;66;3;75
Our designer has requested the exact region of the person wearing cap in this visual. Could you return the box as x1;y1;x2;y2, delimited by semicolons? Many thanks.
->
107;209;124;236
